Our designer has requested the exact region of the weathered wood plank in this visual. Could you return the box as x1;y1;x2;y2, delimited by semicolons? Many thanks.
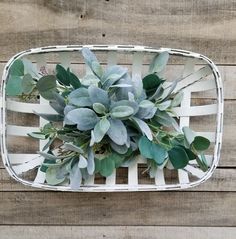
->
0;0;235;63
0;168;236;192
0;226;236;239
0;191;235;226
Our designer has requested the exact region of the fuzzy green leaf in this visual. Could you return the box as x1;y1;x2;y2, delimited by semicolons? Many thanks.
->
66;108;99;131
93;117;110;143
149;52;169;74
110;105;134;119
56;64;70;86
107;118;128;145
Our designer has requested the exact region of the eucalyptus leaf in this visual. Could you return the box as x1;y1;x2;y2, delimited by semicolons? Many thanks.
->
9;59;24;76
192;136;210;152
99;155;115;177
6;75;23;96
168;146;189;169
21;73;35;94
138;136;167;165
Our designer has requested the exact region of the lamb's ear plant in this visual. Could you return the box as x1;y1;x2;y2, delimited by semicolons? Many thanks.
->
6;48;210;189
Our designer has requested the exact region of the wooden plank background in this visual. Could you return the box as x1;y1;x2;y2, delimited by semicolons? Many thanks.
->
0;0;235;238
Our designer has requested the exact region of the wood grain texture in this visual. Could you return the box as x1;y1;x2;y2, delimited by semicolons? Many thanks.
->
0;191;235;226
0;226;236;239
0;0;235;63
1;168;236;192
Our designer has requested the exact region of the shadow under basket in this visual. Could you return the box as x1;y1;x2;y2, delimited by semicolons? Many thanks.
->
0;45;223;192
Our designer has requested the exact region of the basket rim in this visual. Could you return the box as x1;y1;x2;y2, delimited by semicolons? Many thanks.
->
0;45;224;192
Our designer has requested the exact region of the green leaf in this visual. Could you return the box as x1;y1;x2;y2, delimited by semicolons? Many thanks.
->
78;155;88;168
6;75;23;96
81;47;103;78
68;88;92;107
171;91;184;107
132;117;153;141
22;58;40;79
66;108;99;131
64;143;84;154
67;68;81;89
110;106;134;119
100;155;115;177
138;136;167;165
87;148;95;175
157;100;171;111
9;59;24;76
149;52;169;74
142;74;164;95
183;127;196;146
88;85;109;107
102;65;127;86
70;163;82;189
36;75;57;100
56;64;70;86
82;74;100;86
22;73;35;94
28;132;47;140
168;146;189;169
93;117;110;143
93;103;107;114
196;153;208;172
192;136;210;151
34;112;64;122
46;166;65;185
138;136;153;159
36;75;57;92
107;118;128;145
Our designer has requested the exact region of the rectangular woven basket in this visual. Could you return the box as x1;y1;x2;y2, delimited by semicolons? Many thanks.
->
0;45;223;191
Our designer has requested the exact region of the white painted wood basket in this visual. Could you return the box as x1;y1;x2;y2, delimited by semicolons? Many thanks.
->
0;45;223;191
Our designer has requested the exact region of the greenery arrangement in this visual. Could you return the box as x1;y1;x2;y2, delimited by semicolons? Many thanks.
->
6;48;210;189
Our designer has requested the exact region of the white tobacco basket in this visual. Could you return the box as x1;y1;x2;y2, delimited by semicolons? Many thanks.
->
0;45;223;192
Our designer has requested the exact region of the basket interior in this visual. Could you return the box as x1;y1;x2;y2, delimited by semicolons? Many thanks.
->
3;47;221;191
